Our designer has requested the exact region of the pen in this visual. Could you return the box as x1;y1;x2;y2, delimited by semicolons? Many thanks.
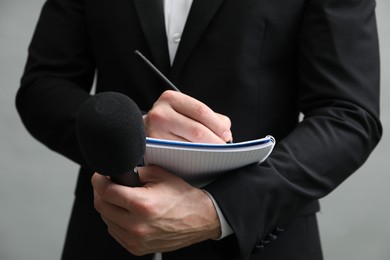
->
134;50;232;143
134;50;181;92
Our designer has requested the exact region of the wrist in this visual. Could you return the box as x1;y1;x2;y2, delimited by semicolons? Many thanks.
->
190;189;221;240
198;190;222;240
202;190;234;240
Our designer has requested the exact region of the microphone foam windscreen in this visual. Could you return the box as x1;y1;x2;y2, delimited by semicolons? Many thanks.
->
76;92;146;176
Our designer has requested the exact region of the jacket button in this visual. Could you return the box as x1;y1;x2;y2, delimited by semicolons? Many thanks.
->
273;227;284;236
252;227;284;254
262;238;271;245
252;241;265;254
256;243;265;249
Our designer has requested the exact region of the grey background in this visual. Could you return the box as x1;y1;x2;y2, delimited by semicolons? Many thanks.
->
0;0;388;259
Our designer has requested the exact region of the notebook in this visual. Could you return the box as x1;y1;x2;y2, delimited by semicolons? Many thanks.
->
143;135;275;187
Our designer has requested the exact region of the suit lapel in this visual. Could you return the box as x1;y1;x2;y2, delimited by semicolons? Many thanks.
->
170;0;225;79
132;0;170;75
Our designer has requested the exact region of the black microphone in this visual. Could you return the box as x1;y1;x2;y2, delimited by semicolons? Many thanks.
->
76;92;146;187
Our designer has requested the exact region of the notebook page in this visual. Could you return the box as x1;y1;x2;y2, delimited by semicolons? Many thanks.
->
143;136;275;187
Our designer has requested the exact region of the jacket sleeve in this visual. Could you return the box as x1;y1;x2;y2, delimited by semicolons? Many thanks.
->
16;0;95;166
204;0;382;258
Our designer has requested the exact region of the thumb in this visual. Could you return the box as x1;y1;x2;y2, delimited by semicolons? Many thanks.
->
137;165;181;185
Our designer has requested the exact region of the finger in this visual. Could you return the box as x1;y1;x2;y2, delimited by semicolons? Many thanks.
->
144;101;189;142
104;218;143;255
103;216;134;240
105;217;168;256
216;113;233;142
216;113;232;128
163;110;228;144
159;91;232;142
145;116;190;142
146;103;226;143
107;227;134;254
94;189;132;228
91;173;146;211
104;216;185;255
137;165;181;185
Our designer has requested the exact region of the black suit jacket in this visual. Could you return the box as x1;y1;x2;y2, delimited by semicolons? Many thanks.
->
16;0;382;259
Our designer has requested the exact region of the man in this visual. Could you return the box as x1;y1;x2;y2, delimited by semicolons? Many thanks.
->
16;0;382;259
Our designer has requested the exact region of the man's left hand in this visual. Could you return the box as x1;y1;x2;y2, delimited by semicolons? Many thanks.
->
91;165;221;256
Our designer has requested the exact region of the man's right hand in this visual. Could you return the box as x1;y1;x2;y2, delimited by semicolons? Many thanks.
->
143;90;232;144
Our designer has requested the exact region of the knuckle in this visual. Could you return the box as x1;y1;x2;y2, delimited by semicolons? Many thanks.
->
194;103;210;119
138;200;158;216
132;225;150;240
191;124;206;142
160;90;177;102
146;109;167;125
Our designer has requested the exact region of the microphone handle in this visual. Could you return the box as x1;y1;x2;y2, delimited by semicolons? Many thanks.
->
110;168;142;187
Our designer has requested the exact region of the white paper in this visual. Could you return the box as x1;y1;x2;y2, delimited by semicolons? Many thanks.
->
143;135;275;187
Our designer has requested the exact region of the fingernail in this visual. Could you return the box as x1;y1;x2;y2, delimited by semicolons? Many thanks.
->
223;131;233;143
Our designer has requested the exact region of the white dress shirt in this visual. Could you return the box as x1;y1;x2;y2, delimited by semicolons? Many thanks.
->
164;0;193;65
154;1;233;259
